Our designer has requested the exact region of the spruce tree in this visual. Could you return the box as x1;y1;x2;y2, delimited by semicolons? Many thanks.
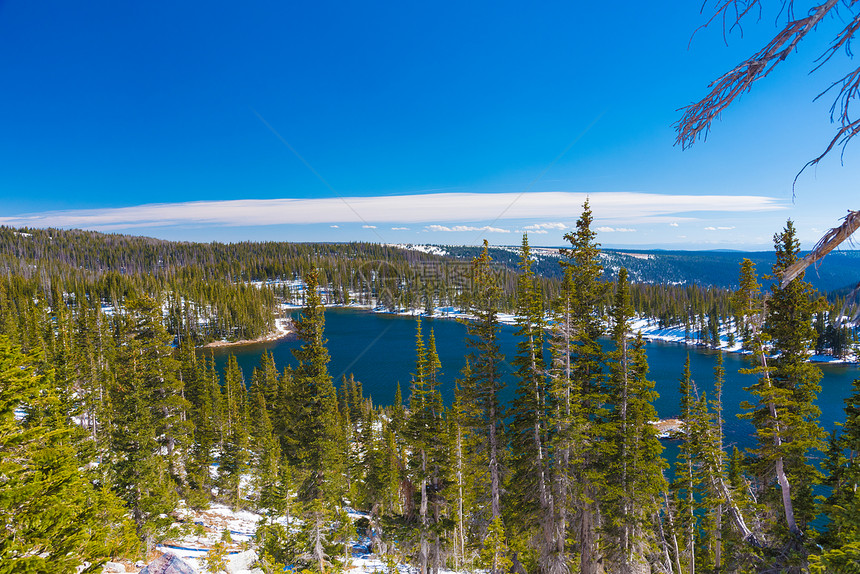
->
0;336;137;573
462;241;506;537
673;356;697;574
508;233;553;569
813;379;860;571
764;220;826;532
603;270;666;572
406;319;446;574
738;222;826;548
292;269;345;506
558;201;608;574
220;354;249;508
108;295;183;550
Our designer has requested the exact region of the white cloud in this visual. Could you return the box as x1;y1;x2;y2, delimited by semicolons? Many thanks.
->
522;229;548;234
523;222;567;230
362;225;377;229
330;225;339;228
597;226;636;233
0;191;785;231
391;226;410;230
426;224;511;233
704;226;736;231
669;222;679;227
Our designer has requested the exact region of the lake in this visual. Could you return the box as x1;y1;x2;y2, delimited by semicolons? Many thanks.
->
207;307;860;453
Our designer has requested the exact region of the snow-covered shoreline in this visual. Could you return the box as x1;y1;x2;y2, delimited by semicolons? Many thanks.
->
627;317;859;366
200;317;293;349
282;300;859;367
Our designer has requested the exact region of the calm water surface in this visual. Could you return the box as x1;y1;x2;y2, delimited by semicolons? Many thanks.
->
208;307;859;452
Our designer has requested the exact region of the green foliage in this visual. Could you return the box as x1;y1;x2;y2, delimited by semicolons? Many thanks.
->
108;295;184;548
0;336;136;574
602;270;666;571
478;517;512;574
292;270;345;505
204;541;229;573
256;519;302;571
461;241;506;524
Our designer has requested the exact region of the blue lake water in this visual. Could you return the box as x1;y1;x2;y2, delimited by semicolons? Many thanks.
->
207;307;860;453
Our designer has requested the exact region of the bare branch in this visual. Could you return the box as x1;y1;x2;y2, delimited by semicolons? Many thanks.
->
692;0;765;47
794;66;860;187
677;0;841;150
780;209;860;287
811;10;860;71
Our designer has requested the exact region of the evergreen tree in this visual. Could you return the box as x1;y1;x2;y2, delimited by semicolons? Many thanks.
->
0;336;137;573
406;319;446;574
673;356;697;574
508;234;553;570
220;354;249;508
292;269;345;505
108;295;184;550
462;240;507;538
764;221;826;533
249;356;282;508
813;378;860;571
603;270;666;572
558;201;608;574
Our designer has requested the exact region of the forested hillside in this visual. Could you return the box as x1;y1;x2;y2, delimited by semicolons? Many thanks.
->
0;225;755;346
2;210;860;573
424;244;860;293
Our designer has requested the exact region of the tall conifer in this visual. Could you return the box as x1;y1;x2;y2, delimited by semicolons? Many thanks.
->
292;269;345;505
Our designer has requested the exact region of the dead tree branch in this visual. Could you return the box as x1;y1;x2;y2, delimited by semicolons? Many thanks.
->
678;0;841;150
780;209;860;286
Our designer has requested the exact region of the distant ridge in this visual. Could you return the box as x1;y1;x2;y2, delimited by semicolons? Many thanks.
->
395;244;860;294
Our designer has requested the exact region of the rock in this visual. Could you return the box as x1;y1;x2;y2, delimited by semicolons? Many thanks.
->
225;550;263;574
137;554;196;574
102;562;126;573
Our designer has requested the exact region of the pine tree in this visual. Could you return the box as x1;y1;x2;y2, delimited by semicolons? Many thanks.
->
508;233;553;569
220;354;249;508
292;269;345;506
673;356;697;574
813;377;860;571
108;295;183;550
764;221;826;532
462;241;506;535
249;357;282;509
0;336;137;573
479;517;513;574
738;221;826;548
406;319;446;574
603;270;666;572
557;201;609;574
449;364;477;571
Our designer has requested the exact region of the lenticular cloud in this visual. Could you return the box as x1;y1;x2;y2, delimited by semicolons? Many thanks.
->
0;191;784;230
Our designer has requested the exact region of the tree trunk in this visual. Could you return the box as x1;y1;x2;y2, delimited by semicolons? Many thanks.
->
758;341;801;537
419;449;429;574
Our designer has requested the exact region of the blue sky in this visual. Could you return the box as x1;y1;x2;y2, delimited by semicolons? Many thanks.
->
1;0;858;249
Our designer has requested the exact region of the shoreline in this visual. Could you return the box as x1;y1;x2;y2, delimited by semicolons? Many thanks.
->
275;300;859;366
309;302;860;367
201;317;293;349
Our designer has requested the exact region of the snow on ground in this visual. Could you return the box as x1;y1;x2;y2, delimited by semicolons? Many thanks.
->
153;501;429;574
387;244;449;257
629;316;858;364
285;293;858;365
